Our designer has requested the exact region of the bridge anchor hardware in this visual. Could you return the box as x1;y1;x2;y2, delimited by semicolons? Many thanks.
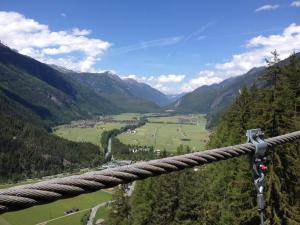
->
246;128;268;225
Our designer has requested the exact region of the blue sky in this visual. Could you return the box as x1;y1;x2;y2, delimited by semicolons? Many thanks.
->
0;0;300;93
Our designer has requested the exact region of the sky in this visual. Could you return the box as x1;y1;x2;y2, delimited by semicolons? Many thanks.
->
0;0;300;94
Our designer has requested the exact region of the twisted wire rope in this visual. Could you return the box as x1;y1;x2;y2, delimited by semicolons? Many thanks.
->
0;130;299;213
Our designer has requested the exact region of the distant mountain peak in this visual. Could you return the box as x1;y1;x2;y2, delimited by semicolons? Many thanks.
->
49;64;76;73
101;70;121;79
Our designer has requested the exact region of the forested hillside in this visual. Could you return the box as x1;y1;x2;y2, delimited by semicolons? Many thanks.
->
171;53;300;129
0;42;168;182
106;52;300;225
0;112;103;182
64;72;164;112
0;43;120;127
0;43;111;182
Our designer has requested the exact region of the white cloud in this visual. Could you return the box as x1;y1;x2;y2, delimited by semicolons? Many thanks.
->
290;1;300;7
60;13;66;17
157;74;185;83
123;24;300;94
255;4;279;12
181;23;300;92
121;74;137;79
0;11;111;72
181;71;223;92
71;28;91;36
121;74;185;94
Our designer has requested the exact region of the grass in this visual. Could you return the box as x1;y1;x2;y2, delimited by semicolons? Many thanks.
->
94;206;110;222
53;123;124;147
52;113;143;147
147;114;206;124
47;210;88;225
0;190;112;225
111;113;141;120
117;114;209;152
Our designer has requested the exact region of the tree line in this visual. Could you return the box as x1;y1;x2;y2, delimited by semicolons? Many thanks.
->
0;112;104;182
105;52;300;225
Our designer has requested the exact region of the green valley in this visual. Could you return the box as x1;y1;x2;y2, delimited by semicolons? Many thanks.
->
117;114;209;152
0;190;112;225
53;123;124;147
52;113;209;153
0;5;300;225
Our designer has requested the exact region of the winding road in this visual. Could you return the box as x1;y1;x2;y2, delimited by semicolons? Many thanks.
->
87;201;114;225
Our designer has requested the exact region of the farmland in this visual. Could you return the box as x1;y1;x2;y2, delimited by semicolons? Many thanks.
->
117;114;209;152
53;123;124;147
53;114;209;153
111;113;141;120
0;190;112;225
0;113;209;225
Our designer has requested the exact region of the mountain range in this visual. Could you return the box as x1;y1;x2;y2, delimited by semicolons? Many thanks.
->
0;43;174;126
169;52;300;128
1;41;299;182
63;71;172;112
1;42;299;130
0;42;181;181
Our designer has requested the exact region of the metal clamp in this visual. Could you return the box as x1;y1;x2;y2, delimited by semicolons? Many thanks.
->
246;128;268;225
246;129;268;157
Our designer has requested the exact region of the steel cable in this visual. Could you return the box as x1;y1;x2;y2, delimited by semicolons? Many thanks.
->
0;130;299;214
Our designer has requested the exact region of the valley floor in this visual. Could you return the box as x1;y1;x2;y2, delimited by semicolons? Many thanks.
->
0;113;210;225
53;113;210;153
117;114;209;152
0;190;112;225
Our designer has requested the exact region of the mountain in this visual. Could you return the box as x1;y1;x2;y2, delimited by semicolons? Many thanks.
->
123;78;172;106
0;43;120;126
0;43;113;181
170;67;265;114
64;71;167;112
166;93;186;102
171;52;300;128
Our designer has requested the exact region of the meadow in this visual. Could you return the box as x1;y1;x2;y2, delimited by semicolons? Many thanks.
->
118;114;209;152
0;114;209;225
0;190;112;225
94;206;110;222
53;123;124;147
111;113;141;120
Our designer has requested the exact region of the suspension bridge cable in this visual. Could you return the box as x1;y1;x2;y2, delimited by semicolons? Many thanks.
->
0;130;299;214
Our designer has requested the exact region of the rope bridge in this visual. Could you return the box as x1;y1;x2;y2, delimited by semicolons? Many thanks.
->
0;130;299;214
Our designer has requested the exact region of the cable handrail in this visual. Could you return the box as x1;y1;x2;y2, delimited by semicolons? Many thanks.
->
0;130;299;214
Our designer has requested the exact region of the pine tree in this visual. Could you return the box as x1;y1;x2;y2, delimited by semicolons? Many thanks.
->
106;187;131;225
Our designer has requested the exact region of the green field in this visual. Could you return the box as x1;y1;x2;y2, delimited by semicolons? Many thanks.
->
0;114;209;225
117;114;209;152
0;190;112;225
94;206;110;222
53;123;124;147
111;113;141;120
147;114;206;124
47;210;88;225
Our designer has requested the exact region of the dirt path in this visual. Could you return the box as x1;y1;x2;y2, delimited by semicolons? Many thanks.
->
86;202;107;225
